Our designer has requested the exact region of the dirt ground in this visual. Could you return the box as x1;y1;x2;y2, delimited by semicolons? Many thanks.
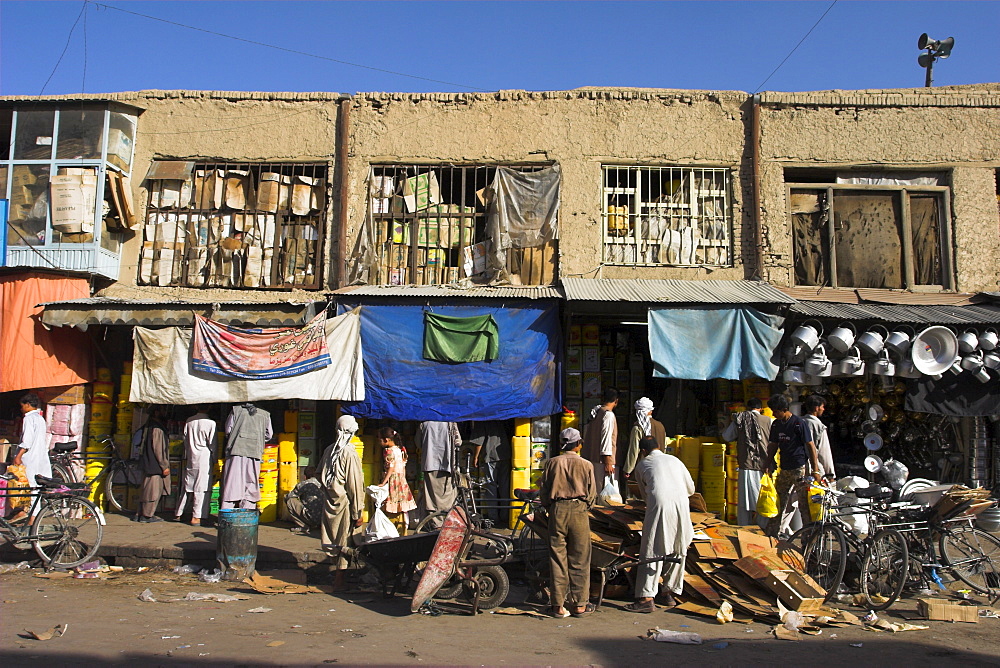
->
2;567;1000;667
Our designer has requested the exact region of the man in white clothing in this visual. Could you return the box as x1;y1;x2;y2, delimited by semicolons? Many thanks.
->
581;388;620;491
625;436;694;613
11;393;52;520
802;395;835;480
174;406;217;526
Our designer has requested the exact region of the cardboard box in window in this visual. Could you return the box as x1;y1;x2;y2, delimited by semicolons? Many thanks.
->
106;128;133;171
462;241;489;277
194;170;225;209
49;174;96;233
402;172;440;213
917;598;978;623
257;172;293;213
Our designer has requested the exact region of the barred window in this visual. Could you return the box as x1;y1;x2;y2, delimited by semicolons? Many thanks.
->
140;161;328;289
368;164;557;286
602;165;731;266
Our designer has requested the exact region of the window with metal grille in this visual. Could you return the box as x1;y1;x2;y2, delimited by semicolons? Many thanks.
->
368;163;557;286
786;169;954;290
140;161;328;289
602;165;732;267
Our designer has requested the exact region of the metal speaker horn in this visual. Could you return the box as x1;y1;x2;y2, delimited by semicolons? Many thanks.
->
918;33;931;49
937;37;955;58
911;326;959;376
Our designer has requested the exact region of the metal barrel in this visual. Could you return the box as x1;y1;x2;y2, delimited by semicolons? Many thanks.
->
216;508;259;581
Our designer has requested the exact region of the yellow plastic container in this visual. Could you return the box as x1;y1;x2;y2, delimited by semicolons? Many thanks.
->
90;402;113;423
561;410;579;432
122;361;133;375
514;418;531;438
284;410;299;433
258;495;278;523
726;478;739;504
581;324;600;345
512;436;531;469
279;461;298;493
700;442;726;473
85;460;106;507
92;381;115;402
258;468;278;492
261;445;279;471
663;437;677;456
96;367;113;382
677;437;701;469
119;376;132;397
360;435;378;463
725;454;739;478
509;468;532;527
116;414;133;433
808;488;825;521
725;505;739;524
278;434;296;462
700;472;726;511
351;435;365;463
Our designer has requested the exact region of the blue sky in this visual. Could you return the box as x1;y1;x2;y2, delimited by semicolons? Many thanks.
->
1;1;997;96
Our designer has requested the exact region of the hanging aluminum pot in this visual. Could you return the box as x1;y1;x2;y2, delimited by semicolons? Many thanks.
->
984;351;1000;370
973;367;992;384
885;325;915;357
895;356;922;379
827;322;857;353
834;346;865;376
961;350;985;372
948;356;964;375
958;329;980;354
791;319;824;352
979;328;999;352
804;343;833;377
872;349;896;376
856;324;890;357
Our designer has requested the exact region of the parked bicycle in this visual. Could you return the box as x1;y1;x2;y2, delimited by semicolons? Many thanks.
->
48;436;138;512
0;472;105;569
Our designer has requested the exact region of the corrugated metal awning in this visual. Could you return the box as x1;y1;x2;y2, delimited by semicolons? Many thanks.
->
778;285;978;306
39;297;319;329
560;278;794;304
787;301;1000;325
330;284;562;300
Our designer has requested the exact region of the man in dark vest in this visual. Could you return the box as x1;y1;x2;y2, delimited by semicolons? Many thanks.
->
581;388;620;491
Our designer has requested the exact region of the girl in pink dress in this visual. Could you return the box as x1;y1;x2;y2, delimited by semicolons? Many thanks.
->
378;427;417;534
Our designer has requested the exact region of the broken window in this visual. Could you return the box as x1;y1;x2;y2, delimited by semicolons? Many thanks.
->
786;171;953;290
140;161;328;289
363;164;558;286
602;166;731;267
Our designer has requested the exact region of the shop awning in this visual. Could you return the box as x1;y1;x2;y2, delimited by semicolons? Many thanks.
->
336;301;561;422
648;306;784;381
561;278;794;304
331;284;561;300
785;301;1000;325
39;297;320;329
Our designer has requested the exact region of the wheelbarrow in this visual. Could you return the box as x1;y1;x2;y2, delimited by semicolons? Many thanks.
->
519;513;680;610
355;531;441;598
410;504;513;615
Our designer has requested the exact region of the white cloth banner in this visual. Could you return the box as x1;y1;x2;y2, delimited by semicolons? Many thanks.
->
130;309;365;404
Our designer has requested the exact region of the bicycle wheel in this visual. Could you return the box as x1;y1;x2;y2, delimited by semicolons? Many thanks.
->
801;523;848;598
102;464;126;512
50;462;76;485
516;522;548;575
31;496;104;569
860;529;908;611
939;527;1000;595
414;511;448;533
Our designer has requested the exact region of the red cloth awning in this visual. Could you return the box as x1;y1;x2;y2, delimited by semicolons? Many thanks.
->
0;271;94;393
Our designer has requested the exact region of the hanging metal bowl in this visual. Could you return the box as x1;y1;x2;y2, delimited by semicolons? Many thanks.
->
868;404;885;422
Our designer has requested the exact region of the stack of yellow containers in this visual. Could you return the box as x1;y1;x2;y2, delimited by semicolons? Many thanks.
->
676;436;701;486
509;418;532;527
297;410;317;468
86;369;116;510
277;433;297;520
725;451;739;522
699;441;726;516
258;444;279;522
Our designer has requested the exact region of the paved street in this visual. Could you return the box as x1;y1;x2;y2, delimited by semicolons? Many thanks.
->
2;563;1000;667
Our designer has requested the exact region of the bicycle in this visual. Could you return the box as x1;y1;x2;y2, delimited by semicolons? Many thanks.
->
48;436;138;512
414;455;496;533
0;472;105;569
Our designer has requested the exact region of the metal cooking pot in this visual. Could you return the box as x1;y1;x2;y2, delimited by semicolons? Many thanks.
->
856;324;890;357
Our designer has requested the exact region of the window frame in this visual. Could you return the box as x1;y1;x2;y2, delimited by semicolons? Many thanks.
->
786;180;954;291
139;160;330;290
367;162;558;287
600;164;734;268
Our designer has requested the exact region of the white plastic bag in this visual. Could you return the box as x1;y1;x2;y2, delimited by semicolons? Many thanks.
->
598;475;623;506
649;628;703;644
361;484;399;542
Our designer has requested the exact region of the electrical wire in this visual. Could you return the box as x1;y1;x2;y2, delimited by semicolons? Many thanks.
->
752;0;839;94
39;1;89;96
91;2;489;92
81;0;89;94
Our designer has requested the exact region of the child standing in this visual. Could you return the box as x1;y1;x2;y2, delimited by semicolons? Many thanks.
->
378;427;416;535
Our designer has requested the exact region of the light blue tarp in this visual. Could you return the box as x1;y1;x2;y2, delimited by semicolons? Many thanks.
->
337;302;561;421
648;306;784;380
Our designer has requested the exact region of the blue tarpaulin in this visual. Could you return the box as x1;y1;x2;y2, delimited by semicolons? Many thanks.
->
648;306;784;380
337;301;561;421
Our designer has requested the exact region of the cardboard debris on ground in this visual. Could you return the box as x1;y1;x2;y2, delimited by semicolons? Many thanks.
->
918;598;980;623
492;607;549;618
245;570;322;594
20;624;67;641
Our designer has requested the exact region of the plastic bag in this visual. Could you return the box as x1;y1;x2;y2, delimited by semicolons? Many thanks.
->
648;628;703;644
360;484;399;543
757;473;779;518
172;564;202;575
198;568;222;583
597;476;623;506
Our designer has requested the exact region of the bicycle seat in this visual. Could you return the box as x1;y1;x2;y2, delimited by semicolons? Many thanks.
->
34;475;65;487
514;488;539;502
53;441;78;454
855;485;893;501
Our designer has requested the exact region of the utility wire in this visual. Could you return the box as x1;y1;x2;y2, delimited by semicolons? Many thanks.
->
81;0;89;94
91;2;489;92
752;0;838;94
39;1;88;95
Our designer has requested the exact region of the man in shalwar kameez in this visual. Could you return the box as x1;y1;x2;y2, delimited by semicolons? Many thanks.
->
625;436;694;612
174;407;216;526
220;403;272;510
318;415;365;590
